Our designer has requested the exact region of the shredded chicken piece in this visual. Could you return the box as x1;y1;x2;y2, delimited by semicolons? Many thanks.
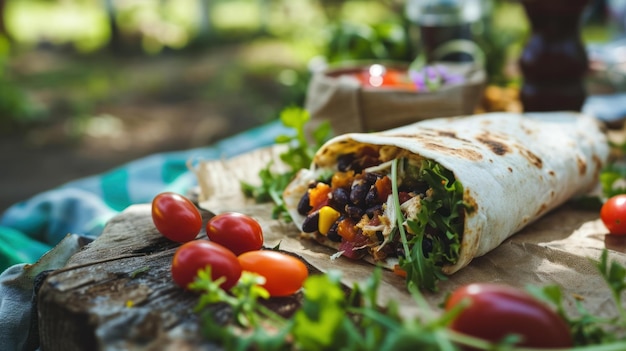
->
399;195;423;233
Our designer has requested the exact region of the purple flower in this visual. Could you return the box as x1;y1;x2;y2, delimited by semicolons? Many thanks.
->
409;64;465;92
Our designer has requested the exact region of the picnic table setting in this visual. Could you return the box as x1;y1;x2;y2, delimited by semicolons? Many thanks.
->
3;0;626;350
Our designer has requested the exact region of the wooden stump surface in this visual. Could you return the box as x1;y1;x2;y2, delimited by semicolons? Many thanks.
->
37;204;307;351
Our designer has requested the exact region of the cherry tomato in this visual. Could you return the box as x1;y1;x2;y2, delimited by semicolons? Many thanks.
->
238;250;308;297
151;192;202;243
206;212;263;255
445;283;572;349
171;240;242;291
600;194;626;235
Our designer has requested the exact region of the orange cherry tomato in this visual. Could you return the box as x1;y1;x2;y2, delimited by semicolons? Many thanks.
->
151;192;202;243
206;212;264;255
171;240;242;291
238;250;308;297
600;194;626;236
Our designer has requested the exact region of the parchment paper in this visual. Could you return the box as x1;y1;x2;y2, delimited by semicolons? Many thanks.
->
195;145;626;319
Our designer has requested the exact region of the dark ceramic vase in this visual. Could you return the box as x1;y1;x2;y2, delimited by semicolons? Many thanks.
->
519;0;591;112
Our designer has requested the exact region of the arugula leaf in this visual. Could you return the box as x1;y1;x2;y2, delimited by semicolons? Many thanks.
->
241;106;331;220
291;271;346;350
419;159;467;263
190;268;292;350
190;268;270;328
403;220;448;292
597;250;626;323
391;158;470;292
241;165;296;220
600;163;626;199
599;138;626;199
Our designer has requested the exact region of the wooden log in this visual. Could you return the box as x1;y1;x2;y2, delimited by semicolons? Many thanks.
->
37;204;303;351
37;204;206;350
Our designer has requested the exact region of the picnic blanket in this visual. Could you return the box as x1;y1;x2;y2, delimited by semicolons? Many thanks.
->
0;120;290;351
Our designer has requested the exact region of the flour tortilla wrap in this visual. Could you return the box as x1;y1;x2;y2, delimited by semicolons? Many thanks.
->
283;112;609;285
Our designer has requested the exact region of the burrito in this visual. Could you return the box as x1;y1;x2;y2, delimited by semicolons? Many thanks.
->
282;112;609;290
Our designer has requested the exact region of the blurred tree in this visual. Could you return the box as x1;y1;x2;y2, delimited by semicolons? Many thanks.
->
197;0;212;40
0;0;11;43
102;0;123;52
320;0;412;63
0;50;42;133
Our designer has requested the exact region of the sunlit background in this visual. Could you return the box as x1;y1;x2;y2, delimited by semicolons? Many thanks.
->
0;0;615;211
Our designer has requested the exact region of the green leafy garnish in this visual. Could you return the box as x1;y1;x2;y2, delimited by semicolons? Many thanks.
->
191;266;466;350
600;162;626;199
189;268;290;350
597;249;626;323
241;106;331;220
391;158;439;292
391;158;470;292
275;106;331;171
599;139;626;199
190;268;273;328
291;271;347;350
190;249;626;351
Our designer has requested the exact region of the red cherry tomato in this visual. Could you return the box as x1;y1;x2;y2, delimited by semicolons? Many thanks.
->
151;192;202;243
238;250;308;297
445;283;572;349
600;194;626;236
206;212;263;255
171;240;242;291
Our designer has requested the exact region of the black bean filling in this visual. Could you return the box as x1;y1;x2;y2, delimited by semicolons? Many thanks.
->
297;151;435;259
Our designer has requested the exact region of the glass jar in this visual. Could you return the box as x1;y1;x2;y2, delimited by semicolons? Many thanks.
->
405;0;489;62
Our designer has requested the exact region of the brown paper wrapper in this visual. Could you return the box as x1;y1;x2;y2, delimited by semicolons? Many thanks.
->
195;145;626;319
304;61;486;137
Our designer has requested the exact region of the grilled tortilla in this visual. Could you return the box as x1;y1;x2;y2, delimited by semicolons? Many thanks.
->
282;112;609;288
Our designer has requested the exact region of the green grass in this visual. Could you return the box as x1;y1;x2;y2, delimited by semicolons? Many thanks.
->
6;0;109;52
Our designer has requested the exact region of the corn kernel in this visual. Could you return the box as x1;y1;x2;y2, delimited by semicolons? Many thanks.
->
318;206;340;235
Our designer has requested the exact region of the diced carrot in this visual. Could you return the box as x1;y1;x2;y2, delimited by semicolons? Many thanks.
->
309;183;331;210
337;218;357;242
393;265;407;278
375;176;392;202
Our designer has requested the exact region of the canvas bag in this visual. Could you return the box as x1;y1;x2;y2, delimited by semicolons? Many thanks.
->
304;41;487;136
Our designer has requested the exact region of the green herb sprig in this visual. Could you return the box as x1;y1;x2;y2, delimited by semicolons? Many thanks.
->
190;249;626;351
390;158;443;292
600;162;626;199
390;158;470;292
241;106;331;220
191;266;469;350
599;139;626;199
